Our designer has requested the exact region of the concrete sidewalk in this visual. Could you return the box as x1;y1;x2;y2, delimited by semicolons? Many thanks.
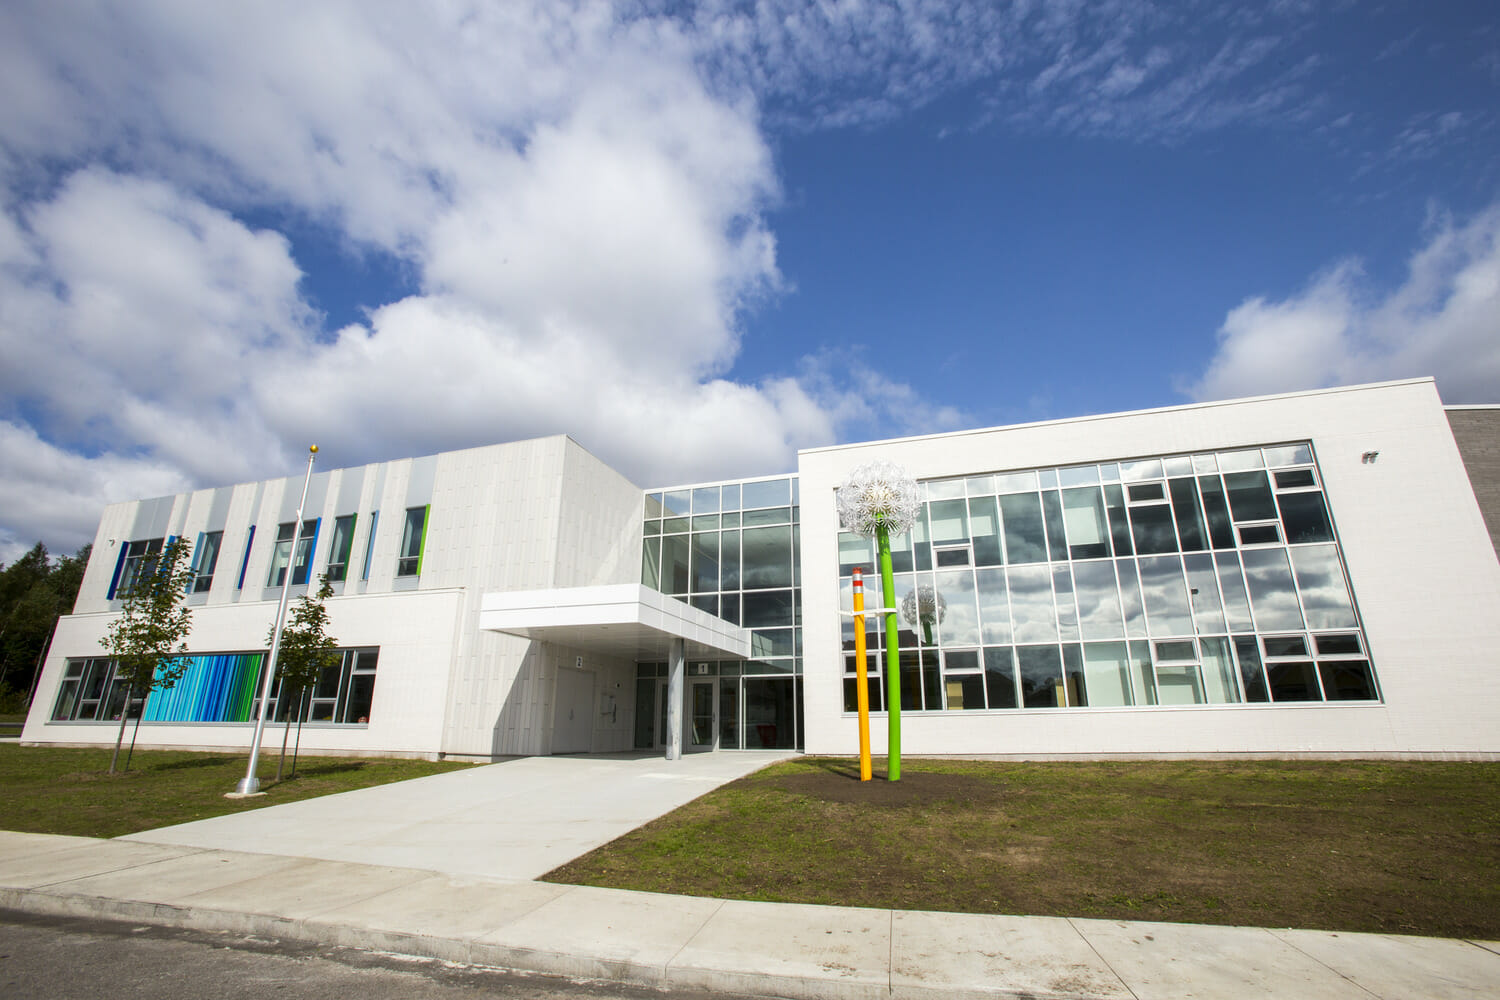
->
1;831;1496;999
120;751;795;880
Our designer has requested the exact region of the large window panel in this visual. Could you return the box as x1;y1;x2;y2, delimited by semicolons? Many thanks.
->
1154;660;1205;705
975;567;1012;644
968;496;1003;565
983;647;1019;708
1041;490;1068;561
1183;553;1226;634
941;649;985;710
690;532;719;592
1053;565;1079;640
935;568;981;645
740;525;793;589
1224;471;1277;522
1267;661;1322;702
1000;493;1048;564
1168;478;1208;552
1017;645;1064;708
928;499;969;545
1318;661;1377;701
1103;484;1133;556
839;532;873;576
661;534;691;595
1062;487;1110;560
1241;548;1306;631
1117;558;1149;638
1198;476;1237;548
1128;502;1178;555
1233;637;1270;702
1128;640;1157;705
1215;552;1255;631
742;589;795;627
1291;544;1357;629
1082;642;1133;706
1073;560;1125;640
1199;637;1240;703
1277;492;1334;543
720;530;741;590
1007;564;1058;643
1137;556;1195;635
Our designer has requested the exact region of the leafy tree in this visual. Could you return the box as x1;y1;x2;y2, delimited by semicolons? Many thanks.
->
268;576;339;780
0;542;90;709
100;536;194;773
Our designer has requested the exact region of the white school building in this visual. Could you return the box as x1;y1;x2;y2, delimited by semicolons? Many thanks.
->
23;378;1500;760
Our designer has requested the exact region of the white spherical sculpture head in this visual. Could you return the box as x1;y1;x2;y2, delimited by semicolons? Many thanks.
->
836;460;920;539
900;584;947;627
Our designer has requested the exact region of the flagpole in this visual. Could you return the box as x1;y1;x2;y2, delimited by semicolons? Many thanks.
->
232;445;318;797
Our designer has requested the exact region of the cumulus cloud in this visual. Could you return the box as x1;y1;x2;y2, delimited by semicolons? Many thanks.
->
0;0;1488;564
0;1;832;562
1185;204;1500;403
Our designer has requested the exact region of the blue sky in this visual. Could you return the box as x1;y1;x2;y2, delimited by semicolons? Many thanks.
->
1;1;1497;563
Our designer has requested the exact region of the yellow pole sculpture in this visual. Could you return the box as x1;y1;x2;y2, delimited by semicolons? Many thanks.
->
852;566;872;781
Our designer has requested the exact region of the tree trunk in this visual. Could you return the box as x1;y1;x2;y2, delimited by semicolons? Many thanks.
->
108;682;133;775
291;687;308;778
124;697;146;772
276;688;292;782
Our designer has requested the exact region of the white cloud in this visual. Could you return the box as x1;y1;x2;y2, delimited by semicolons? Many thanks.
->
0;1;881;557
1186;203;1500;403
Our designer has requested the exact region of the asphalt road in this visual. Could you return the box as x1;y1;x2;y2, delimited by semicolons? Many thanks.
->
0;909;756;1000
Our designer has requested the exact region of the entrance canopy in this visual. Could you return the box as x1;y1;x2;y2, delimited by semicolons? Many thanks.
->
478;584;751;661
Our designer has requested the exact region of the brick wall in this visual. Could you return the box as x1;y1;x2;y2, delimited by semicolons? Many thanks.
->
1447;407;1500;557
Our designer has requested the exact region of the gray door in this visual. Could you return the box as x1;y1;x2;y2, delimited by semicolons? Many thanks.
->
552;667;595;754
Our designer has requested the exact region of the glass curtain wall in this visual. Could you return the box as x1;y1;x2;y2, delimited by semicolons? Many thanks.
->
837;443;1379;714
641;475;802;748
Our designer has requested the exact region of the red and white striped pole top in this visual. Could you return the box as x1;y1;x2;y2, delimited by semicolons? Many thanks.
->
852;567;863;594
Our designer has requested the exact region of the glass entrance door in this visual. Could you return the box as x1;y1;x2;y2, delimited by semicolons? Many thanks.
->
689;680;716;750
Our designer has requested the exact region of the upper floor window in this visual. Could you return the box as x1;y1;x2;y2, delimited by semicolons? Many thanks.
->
192;531;223;593
116;538;164;597
397;506;428;577
267;519;318;587
326;515;356;582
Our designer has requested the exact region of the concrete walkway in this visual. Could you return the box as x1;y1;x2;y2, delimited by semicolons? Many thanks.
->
2;753;1497;999
122;751;793;880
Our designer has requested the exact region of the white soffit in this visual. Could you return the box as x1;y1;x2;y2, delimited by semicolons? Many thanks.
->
478;584;752;661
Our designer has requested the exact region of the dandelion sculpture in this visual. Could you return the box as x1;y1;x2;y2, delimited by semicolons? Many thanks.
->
901;584;947;647
836;459;920;781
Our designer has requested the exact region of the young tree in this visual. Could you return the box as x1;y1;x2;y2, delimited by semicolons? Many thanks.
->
269;576;338;780
100;536;195;774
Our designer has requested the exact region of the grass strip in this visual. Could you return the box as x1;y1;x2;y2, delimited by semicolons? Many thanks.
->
0;744;474;839
546;756;1500;939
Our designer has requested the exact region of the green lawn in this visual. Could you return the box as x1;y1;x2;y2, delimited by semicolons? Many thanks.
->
0;744;475;839
546;757;1500;939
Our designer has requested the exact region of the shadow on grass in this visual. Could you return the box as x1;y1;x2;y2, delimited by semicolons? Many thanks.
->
149;755;241;771
292;761;369;778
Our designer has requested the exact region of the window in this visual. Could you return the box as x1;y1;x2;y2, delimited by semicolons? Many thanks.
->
397;506;428;576
831;441;1377;718
113;538;163;598
192;531;222;593
267;519;318;587
50;659;144;721
326;515;356;582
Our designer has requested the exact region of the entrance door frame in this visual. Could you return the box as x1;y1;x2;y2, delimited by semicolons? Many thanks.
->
651;675;717;752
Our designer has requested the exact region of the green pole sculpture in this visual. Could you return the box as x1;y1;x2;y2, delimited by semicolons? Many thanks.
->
836;460;920;782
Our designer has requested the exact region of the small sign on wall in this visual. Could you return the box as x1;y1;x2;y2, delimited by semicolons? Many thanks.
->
576;656;583;669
